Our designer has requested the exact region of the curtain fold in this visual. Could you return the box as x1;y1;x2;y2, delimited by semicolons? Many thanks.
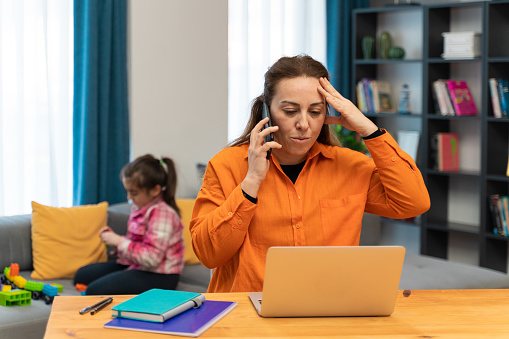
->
73;0;129;206
326;0;369;100
0;0;73;216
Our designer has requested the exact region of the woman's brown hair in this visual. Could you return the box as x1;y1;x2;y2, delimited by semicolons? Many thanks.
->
229;54;340;147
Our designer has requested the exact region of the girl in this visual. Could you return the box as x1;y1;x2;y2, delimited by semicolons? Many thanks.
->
74;154;185;295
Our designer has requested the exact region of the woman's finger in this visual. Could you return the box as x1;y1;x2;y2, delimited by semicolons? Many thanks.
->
319;77;344;99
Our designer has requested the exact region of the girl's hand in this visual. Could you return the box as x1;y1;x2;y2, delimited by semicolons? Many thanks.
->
241;117;280;198
318;77;378;137
100;227;122;248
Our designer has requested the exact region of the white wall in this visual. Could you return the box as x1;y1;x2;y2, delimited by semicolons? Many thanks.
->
128;0;228;198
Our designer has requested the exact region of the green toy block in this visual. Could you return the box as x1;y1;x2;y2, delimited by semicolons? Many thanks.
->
24;280;44;292
0;290;31;306
51;283;63;293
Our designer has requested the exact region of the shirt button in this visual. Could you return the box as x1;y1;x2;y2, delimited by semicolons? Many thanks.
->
237;220;242;225
391;156;396;162
228;212;233;216
298;196;301;200
295;223;301;229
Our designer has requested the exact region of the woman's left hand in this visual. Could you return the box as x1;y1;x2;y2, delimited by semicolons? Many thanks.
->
318;77;378;137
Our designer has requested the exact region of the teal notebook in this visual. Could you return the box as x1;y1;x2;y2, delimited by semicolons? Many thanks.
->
111;289;206;323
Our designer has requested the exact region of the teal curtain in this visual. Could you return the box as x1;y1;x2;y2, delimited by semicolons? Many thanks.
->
326;0;369;99
73;0;129;205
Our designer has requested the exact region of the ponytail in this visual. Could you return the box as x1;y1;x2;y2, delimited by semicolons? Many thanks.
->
160;157;181;218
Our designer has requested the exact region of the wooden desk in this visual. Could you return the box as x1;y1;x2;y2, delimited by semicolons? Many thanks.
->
45;290;509;338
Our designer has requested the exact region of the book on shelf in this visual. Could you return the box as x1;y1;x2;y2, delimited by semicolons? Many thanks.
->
502;196;509;236
357;79;395;114
105;300;237;337
397;130;420;162
430;133;459;172
356;81;368;113
446;80;477;116
432;80;455;116
361;78;375;113
489;195;508;237
111;288;206;323
489;78;503;118
373;80;395;113
496;78;509;117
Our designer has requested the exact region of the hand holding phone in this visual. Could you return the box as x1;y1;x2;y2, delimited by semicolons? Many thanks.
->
262;103;274;159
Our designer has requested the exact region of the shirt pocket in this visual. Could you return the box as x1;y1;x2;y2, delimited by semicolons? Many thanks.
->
319;194;366;246
128;223;146;243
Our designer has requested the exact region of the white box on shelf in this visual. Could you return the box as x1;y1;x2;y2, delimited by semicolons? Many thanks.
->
442;32;481;59
442;31;481;45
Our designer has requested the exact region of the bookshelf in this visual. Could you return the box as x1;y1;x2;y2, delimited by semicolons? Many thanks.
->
352;1;509;273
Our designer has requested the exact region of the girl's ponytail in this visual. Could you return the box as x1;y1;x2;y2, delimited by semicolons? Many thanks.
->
160;157;181;218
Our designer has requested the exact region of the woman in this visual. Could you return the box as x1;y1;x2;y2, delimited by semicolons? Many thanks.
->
190;55;430;293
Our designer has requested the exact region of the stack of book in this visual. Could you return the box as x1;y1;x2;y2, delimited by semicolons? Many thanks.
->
441;32;481;59
431;79;477;116
103;289;237;337
489;194;509;237
429;132;459;172
488;78;509;118
356;78;395;114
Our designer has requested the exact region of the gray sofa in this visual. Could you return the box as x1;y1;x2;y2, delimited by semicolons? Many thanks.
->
2;208;508;339
0;202;211;339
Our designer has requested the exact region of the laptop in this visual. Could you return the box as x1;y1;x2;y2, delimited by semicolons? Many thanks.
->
249;246;405;317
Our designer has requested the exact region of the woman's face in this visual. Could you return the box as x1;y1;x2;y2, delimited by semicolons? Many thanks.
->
270;76;326;165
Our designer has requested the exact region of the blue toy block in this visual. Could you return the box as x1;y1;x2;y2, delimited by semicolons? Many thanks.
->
42;284;58;297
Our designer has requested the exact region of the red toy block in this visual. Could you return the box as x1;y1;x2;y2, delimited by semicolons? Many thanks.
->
75;283;87;292
9;263;19;277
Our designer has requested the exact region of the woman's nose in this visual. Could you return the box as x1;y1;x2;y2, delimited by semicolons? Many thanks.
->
296;112;309;130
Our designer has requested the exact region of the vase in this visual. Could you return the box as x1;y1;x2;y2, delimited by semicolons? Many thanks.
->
378;31;392;59
388;46;405;59
361;35;375;59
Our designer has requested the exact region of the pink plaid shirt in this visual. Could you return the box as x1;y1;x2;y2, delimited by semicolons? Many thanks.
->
116;196;184;274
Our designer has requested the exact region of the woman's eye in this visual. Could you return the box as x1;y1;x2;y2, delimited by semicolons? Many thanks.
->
311;111;322;115
283;110;297;115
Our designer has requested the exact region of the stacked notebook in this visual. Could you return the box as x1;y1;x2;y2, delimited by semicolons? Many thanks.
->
103;289;237;337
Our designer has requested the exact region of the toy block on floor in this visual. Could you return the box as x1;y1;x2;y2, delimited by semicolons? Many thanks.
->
0;290;31;306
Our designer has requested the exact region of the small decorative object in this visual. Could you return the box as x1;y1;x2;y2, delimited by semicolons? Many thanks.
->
399;83;411;114
378;31;392;59
361;35;375;59
388;46;405;59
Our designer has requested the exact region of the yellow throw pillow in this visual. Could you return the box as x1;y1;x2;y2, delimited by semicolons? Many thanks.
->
176;199;201;265
31;201;108;280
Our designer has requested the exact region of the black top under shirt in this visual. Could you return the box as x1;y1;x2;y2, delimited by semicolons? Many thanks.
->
242;128;384;203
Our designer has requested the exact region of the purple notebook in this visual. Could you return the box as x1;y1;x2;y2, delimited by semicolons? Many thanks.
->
104;300;237;337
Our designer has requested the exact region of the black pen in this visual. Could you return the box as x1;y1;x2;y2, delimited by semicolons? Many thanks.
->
79;297;113;315
90;297;113;315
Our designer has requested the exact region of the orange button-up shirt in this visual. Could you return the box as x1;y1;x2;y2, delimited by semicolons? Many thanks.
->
190;131;430;292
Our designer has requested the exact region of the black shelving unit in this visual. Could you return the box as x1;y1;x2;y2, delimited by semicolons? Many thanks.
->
352;1;509;273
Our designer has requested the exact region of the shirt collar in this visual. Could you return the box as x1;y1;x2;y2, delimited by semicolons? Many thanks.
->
131;194;163;217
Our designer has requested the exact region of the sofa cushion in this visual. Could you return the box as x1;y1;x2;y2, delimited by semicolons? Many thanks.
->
30;201;108;280
400;253;509;289
0;214;33;271
176;199;201;265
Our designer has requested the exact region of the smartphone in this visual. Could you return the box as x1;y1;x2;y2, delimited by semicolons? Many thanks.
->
262;102;274;159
